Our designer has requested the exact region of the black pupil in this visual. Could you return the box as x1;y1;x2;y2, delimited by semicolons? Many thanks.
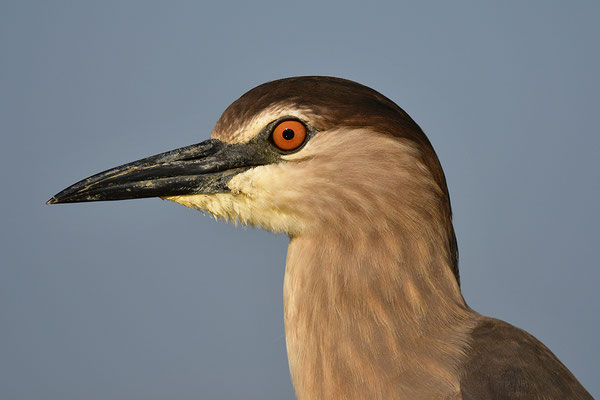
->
282;128;295;140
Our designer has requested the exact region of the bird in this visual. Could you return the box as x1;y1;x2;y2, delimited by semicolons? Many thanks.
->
48;76;592;399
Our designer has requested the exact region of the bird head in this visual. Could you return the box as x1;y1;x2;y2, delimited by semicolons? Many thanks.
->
48;76;457;276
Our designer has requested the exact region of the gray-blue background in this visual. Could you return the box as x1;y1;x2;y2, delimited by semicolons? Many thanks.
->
1;1;598;398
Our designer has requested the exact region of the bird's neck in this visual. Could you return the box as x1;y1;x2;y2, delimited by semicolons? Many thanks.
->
283;227;476;399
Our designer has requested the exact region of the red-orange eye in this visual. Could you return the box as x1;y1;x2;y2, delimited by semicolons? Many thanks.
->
272;120;307;151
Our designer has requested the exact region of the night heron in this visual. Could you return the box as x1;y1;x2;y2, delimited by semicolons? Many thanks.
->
48;77;592;399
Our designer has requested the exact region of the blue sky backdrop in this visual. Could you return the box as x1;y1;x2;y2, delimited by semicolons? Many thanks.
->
1;1;598;398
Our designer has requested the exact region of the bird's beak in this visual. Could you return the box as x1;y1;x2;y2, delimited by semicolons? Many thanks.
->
47;139;272;204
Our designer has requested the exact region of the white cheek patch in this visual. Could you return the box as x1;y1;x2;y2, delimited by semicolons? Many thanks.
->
163;165;307;235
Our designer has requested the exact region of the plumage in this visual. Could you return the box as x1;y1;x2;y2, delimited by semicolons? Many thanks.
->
460;318;591;399
49;76;592;399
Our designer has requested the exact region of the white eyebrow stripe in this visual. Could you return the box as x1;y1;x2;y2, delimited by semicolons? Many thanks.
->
211;105;315;144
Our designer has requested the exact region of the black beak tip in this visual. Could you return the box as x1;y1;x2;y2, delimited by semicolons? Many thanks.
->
44;139;249;206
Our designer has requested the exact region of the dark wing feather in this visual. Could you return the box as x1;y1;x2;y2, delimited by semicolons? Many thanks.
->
460;317;592;399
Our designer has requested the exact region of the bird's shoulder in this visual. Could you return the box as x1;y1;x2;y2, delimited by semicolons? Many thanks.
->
459;316;592;400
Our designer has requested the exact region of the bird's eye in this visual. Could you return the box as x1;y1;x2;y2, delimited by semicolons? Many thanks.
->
271;120;307;151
